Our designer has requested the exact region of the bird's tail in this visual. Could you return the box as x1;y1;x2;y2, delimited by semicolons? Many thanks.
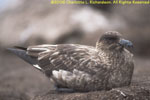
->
7;47;38;66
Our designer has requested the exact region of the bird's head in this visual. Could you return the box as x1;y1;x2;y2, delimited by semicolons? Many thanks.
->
96;31;133;52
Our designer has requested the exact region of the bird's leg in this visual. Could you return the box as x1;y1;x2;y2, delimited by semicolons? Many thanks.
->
112;89;127;98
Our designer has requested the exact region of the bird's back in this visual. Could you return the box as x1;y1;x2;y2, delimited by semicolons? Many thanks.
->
8;31;134;92
27;44;103;76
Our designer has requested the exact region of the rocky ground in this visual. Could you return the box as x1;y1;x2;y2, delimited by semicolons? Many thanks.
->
0;50;150;100
0;0;150;100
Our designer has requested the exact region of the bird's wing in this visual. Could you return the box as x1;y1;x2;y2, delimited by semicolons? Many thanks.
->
25;44;109;91
27;44;102;76
27;44;57;58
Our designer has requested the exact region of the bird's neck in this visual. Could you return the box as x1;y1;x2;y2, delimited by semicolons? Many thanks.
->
97;48;124;68
96;42;123;53
97;46;123;56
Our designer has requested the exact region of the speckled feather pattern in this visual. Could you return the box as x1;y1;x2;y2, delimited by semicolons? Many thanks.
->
9;32;134;92
26;43;134;91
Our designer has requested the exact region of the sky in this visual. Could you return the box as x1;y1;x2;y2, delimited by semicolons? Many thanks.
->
0;0;22;12
0;0;9;10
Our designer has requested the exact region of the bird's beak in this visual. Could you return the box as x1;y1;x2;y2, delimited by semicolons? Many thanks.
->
119;39;133;47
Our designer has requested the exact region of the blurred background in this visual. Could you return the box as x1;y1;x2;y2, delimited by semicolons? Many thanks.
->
0;0;150;100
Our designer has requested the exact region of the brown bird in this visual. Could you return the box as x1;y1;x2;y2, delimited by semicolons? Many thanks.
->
8;31;134;92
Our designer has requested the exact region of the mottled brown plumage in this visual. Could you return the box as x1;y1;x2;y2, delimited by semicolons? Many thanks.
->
8;31;134;92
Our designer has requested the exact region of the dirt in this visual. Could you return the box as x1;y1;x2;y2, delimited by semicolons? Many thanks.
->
33;86;150;100
0;51;150;100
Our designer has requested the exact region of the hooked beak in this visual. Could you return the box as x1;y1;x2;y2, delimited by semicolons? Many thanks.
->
119;39;133;47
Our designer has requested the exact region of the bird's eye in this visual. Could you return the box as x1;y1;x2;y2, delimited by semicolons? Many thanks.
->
99;35;119;43
106;37;117;41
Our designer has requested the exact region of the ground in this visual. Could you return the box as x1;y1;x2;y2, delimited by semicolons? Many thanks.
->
0;51;150;100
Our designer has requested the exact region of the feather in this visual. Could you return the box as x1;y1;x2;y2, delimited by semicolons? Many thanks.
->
8;31;134;92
